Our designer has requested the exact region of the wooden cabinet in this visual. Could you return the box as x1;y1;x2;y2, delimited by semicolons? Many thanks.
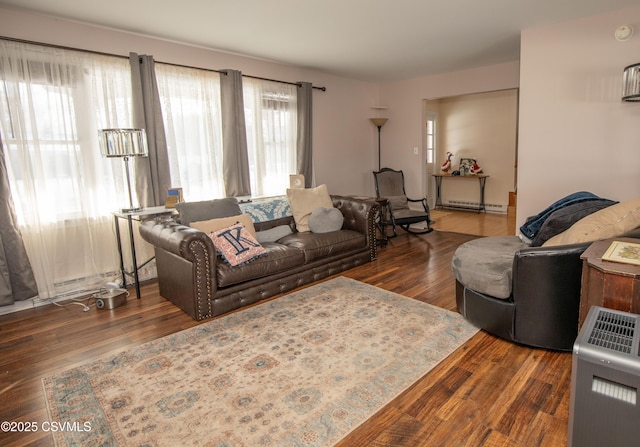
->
579;237;640;328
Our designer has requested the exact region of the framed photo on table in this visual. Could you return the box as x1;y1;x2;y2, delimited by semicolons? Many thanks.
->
165;187;183;208
602;240;640;266
459;158;476;174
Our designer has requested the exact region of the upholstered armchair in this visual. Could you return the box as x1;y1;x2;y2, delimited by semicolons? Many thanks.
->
453;236;589;351
452;196;640;351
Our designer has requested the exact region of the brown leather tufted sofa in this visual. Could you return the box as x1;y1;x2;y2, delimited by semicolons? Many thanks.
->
139;195;379;320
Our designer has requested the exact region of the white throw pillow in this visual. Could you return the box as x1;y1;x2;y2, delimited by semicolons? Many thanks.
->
543;198;640;246
286;184;334;232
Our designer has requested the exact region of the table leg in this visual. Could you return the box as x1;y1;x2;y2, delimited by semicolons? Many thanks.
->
114;215;126;288
126;215;141;299
434;176;443;208
376;200;388;246
478;177;487;212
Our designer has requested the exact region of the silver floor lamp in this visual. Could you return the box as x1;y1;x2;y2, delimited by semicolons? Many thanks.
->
98;128;149;213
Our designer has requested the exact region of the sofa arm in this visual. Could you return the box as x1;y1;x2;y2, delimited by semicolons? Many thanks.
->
331;195;379;260
139;219;216;262
511;242;590;348
140;218;223;319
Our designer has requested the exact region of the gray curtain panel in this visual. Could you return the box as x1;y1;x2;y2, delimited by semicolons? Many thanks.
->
296;82;313;187
129;53;172;207
220;69;251;197
0;139;38;306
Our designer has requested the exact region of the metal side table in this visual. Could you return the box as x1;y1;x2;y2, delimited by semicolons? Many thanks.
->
432;174;489;212
112;206;176;299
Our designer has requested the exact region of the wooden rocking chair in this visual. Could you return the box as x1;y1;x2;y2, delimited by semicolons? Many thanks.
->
373;167;434;237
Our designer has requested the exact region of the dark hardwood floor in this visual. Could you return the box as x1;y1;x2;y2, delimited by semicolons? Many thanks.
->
0;211;571;447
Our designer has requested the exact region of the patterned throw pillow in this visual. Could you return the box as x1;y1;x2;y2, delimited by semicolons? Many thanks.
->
209;223;266;267
191;214;258;238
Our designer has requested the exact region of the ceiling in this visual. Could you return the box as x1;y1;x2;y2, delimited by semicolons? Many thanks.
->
1;0;639;82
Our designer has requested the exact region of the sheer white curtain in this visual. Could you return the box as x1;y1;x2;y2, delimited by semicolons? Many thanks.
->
0;41;133;300
155;63;225;201
243;78;297;197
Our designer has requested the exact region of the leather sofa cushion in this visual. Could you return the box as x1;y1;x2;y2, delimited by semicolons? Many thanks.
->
451;236;527;299
278;230;365;263
217;243;305;287
176;198;241;225
256;225;293;243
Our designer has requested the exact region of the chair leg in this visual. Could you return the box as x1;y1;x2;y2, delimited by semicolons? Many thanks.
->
388;222;398;238
402;224;433;234
401;212;434;234
385;214;398;238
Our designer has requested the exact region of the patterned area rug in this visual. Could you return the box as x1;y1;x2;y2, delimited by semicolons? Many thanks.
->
43;277;478;447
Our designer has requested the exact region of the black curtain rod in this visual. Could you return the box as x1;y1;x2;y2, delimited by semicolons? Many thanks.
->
0;36;327;92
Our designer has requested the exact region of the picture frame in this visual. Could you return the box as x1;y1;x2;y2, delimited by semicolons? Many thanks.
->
165;187;184;208
458;158;476;174
602;240;640;266
289;174;305;189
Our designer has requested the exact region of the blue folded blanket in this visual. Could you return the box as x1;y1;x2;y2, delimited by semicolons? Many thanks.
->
519;191;603;240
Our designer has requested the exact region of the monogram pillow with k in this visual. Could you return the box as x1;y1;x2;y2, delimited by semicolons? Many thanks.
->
209;223;266;266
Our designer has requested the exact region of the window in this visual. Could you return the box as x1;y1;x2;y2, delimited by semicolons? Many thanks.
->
426;115;436;165
0;41;133;298
1;58;132;223
243;78;297;197
155;63;225;201
0;40;302;302
2;80;79;223
155;67;298;200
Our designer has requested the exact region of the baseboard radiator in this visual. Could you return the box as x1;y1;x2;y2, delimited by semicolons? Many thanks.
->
443;200;507;213
568;306;640;447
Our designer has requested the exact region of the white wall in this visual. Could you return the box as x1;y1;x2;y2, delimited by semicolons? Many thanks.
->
377;62;520;201
0;6;379;197
517;5;640;228
428;89;518;211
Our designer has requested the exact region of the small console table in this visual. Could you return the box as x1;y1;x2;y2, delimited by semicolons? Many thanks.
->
579;237;640;329
113;206;176;299
432;174;489;212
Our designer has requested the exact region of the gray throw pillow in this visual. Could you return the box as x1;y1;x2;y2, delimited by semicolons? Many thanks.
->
256;225;293;243
308;207;344;233
175;198;241;226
